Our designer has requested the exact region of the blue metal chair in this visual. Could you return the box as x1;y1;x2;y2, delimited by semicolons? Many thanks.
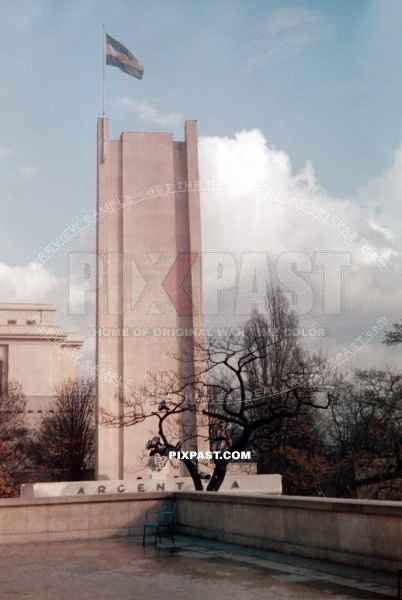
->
142;500;176;546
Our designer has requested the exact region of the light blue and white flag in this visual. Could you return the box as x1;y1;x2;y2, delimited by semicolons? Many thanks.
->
106;33;144;80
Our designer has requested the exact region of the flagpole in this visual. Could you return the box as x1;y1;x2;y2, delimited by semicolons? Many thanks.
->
102;24;106;117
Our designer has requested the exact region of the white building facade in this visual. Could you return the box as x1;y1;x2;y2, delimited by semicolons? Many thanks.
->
0;303;81;425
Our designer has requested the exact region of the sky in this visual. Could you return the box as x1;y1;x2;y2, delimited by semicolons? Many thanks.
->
2;0;402;374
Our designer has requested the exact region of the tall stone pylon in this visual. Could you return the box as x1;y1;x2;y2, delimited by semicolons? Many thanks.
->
96;118;204;480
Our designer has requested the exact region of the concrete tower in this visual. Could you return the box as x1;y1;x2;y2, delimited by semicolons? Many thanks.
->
96;118;203;480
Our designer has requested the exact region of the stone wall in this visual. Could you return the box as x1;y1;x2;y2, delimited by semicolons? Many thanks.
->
0;492;170;544
1;491;402;573
175;493;402;572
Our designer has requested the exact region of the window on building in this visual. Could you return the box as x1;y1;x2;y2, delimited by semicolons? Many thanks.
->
27;320;36;325
7;320;16;325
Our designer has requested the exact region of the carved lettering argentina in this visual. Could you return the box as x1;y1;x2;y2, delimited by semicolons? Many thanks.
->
20;475;282;498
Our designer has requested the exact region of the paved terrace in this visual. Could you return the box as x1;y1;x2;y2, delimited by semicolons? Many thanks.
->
0;536;397;600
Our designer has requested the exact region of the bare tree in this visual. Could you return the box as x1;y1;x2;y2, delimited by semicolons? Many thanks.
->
103;285;330;491
33;379;95;481
0;380;26;441
383;321;402;346
327;369;402;498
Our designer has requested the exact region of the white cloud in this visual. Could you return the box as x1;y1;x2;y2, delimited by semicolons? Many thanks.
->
0;262;94;329
0;263;60;301
117;97;182;127
199;130;402;371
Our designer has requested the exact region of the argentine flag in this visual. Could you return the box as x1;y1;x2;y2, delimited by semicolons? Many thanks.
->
106;33;144;80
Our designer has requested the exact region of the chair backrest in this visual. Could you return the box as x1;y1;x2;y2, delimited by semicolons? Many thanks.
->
162;499;175;512
158;500;176;526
